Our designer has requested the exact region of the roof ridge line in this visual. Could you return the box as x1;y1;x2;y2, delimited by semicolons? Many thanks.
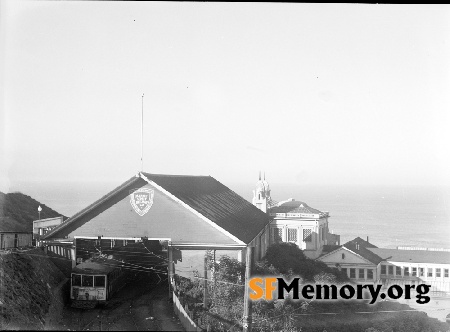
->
140;172;211;178
139;173;247;245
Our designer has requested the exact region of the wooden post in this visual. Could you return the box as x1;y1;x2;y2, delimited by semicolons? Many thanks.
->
204;254;210;331
203;255;208;309
243;246;253;332
168;242;174;300
71;247;76;268
212;250;216;304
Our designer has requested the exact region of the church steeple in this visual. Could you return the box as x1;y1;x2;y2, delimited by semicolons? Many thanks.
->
252;171;271;213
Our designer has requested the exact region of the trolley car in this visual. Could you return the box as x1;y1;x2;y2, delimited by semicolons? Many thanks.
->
70;258;124;308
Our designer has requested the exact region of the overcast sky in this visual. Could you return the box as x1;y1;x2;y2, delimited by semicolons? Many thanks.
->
1;2;449;192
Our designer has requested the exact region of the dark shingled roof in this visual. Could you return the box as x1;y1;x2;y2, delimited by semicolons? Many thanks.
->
44;173;271;245
342;237;383;265
346;236;378;249
142;173;271;244
269;200;325;215
368;248;450;265
0;216;31;233
321;244;341;255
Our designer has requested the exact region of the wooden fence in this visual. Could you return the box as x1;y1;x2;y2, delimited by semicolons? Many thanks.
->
172;291;203;332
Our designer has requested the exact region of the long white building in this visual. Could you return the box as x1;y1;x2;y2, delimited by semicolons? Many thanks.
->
317;237;450;294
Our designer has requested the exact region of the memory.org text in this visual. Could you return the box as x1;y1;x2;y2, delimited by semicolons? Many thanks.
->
249;277;431;304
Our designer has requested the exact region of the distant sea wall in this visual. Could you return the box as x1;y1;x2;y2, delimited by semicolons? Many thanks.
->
397;246;450;252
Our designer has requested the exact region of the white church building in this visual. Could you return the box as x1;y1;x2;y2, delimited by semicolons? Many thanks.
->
251;175;340;259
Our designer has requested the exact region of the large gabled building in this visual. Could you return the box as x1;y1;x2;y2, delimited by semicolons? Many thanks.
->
43;172;273;266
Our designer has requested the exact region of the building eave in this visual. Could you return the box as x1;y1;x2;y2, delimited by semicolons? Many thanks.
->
42;174;143;240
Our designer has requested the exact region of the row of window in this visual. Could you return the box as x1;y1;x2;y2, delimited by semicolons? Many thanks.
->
72;274;106;288
380;265;449;278
342;268;374;280
36;227;56;236
271;228;313;243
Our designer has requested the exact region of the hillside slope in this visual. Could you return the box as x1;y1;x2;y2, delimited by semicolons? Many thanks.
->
0;248;66;330
0;192;67;231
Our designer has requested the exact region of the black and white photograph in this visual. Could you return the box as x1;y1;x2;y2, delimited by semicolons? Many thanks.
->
1;2;449;331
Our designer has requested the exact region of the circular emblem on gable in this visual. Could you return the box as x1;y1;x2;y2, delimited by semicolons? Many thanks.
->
130;188;154;216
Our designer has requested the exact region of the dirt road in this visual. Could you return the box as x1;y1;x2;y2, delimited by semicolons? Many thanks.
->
46;272;184;331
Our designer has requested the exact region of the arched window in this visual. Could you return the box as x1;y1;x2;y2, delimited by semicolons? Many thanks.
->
342;253;345;259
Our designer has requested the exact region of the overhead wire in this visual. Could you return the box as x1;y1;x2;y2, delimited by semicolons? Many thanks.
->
3;247;169;275
141;241;170;262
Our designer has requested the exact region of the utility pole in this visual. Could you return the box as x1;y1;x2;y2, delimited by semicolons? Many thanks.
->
203;255;208;309
243;246;253;332
141;93;144;172
204;255;210;331
168;242;174;300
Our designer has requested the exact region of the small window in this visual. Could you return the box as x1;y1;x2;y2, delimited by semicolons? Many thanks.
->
419;268;424;277
94;276;106;287
436;268;441;278
396;266;401;276
287;229;298;242
342;253;345;259
412;267;417;277
303;229;312;242
428;268;433;277
367;269;374;280
82;275;94;287
350;268;356;278
445;269;449;278
381;265;386;275
341;268;347;276
272;228;283;243
72;274;81;287
388;266;393;275
404;267;409;276
359;269;365;279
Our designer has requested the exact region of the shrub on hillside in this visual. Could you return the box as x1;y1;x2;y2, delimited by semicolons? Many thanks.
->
175;248;448;332
261;242;349;282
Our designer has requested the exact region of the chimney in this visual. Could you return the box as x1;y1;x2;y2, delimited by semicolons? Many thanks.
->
367;236;369;243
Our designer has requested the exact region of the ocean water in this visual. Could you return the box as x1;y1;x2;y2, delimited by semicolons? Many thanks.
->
231;183;450;249
12;181;450;250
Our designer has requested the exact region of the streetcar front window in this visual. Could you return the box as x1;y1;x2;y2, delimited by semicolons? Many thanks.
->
72;274;81;287
94;276;106;287
82;275;94;287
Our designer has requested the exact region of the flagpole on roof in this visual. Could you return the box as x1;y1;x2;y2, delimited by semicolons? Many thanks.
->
141;93;144;172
